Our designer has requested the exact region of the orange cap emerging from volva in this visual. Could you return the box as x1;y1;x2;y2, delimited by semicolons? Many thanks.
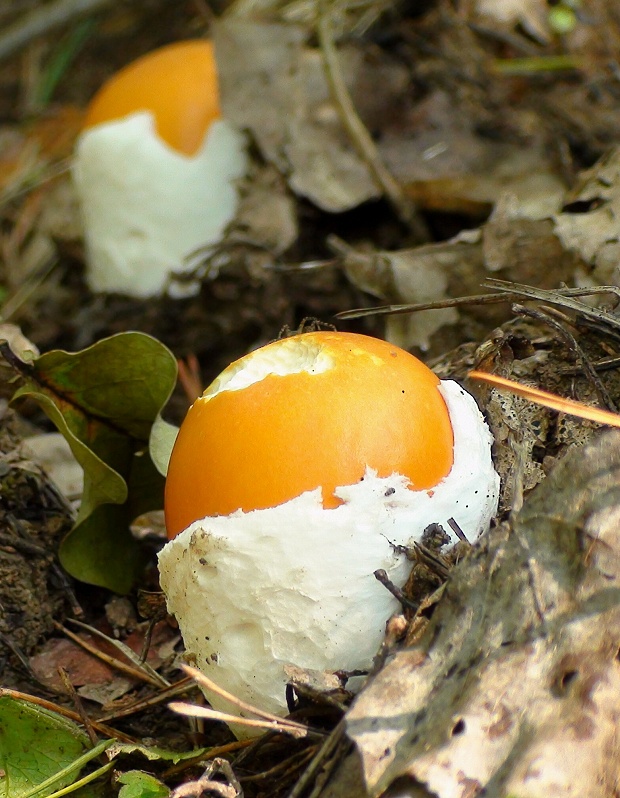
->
83;40;221;156
164;331;455;539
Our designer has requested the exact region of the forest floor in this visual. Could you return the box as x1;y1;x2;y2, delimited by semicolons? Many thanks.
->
2;1;620;797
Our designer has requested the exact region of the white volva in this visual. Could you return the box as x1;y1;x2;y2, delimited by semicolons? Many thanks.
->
158;381;499;728
72;111;247;297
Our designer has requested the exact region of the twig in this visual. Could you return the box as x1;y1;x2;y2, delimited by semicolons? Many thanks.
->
98;676;196;722
173;664;318;739
483;279;620;332
317;1;429;241
161;740;252;779
0;687;136;743
336;284;620;320
336;291;515;319
0;0;116;63
559;354;620;374
57;666;98;746
0;630;38;678
287;719;350;798
170;759;241;798
49;561;84;619
0;531;51;558
54;621;165;688
374;568;418;612
170;701;311;738
413;543;451;580
447;517;470;544
177;354;203;404
239;746;315;784
66;617;169;687
512;302;617;412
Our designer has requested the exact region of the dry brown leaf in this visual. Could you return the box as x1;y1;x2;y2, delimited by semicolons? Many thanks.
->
475;0;550;41
342;430;620;797
29;621;176;704
214;19;407;212
379;90;565;217
554;147;620;284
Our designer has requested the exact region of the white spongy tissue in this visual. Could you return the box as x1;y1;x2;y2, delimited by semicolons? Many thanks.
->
158;380;499;726
73;111;247;297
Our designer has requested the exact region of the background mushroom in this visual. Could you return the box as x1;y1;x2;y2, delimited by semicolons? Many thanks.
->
72;39;247;298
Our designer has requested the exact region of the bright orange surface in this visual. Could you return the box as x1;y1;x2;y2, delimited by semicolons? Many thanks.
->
83;40;221;156
164;332;454;538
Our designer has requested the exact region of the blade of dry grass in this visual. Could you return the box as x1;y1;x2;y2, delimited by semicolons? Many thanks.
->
469;371;620;428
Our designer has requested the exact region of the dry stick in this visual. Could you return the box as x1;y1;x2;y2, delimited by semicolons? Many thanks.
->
288;719;349;798
447;517;470;544
172;664;321;739
336;284;620;320
57;666;99;747
0;0;117;62
374;568;418;612
239;746;316;784
0;630;39;679
170;701;309;738
98;676;196;722
512;302;617;412
1;257;59;324
337;290;519;319
54;622;165;688
0;686;136;743
0;531;50;558
316;2;430;242
414;543;451;580
560;354;620;374
181;664;311;733
66;617;169;687
161;740;252;780
170;759;240;798
483;278;620;332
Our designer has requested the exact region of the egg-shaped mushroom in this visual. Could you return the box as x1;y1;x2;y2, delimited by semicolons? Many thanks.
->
159;332;499;726
72;40;247;297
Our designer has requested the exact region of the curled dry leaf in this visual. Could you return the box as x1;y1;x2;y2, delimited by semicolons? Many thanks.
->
340;242;458;351
213;19;406;212
554;146;620;285
475;0;550;40
339;210;574;353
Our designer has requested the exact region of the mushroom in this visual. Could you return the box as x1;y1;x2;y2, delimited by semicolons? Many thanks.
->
158;331;499;728
72;40;247;297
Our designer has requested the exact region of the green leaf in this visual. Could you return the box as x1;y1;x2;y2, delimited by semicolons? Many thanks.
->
0;697;90;798
149;417;178;478
107;743;210;764
59;503;142;594
116;772;168;798
8;332;177;592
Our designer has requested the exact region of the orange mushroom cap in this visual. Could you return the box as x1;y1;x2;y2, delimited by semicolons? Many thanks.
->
83;40;221;156
164;331;455;539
